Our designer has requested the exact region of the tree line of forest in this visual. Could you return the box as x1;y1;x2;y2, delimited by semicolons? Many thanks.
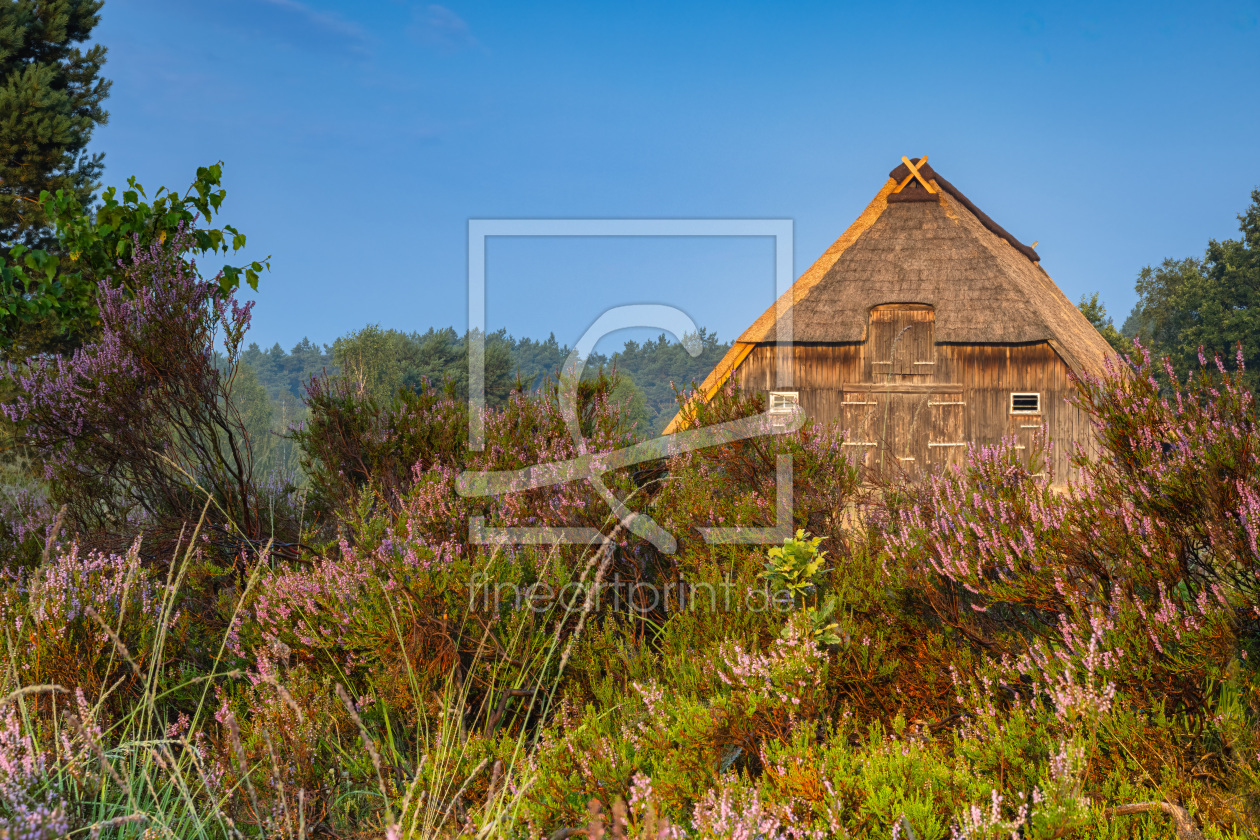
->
234;325;733;472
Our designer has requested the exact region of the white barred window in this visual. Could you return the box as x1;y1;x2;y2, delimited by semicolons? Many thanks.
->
769;391;799;414
1010;392;1041;414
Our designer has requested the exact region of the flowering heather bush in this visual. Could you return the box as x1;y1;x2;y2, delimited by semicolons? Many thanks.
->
0;703;72;840
0;484;59;570
887;346;1257;719
3;225;292;546
0;536;191;723
0;338;1258;838
296;365;644;539
294;373;468;525
3;538;157;637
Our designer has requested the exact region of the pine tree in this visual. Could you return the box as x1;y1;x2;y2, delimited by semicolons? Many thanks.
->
0;0;110;252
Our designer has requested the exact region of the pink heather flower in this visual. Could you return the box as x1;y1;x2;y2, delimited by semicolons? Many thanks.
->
629;772;654;816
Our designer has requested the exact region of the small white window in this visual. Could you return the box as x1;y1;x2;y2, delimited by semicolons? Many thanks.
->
769;391;799;414
1010;392;1041;414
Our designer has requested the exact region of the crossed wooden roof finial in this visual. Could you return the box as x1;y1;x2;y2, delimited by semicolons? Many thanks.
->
894;155;936;194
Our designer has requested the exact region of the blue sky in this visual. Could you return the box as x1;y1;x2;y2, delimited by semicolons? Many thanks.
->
94;0;1260;354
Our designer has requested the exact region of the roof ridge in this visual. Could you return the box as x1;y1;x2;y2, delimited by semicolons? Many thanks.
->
889;158;1041;264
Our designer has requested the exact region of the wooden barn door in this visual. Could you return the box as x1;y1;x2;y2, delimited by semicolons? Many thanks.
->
928;393;967;471
843;389;930;479
868;305;935;383
840;390;880;470
885;392;930;478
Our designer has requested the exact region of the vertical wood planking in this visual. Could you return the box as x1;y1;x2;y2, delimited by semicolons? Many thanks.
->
731;327;1093;487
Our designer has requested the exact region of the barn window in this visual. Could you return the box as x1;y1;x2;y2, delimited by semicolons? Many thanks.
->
868;304;935;376
769;391;799;413
1010;393;1041;414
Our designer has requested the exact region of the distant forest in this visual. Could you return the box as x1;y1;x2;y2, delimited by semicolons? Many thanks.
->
237;326;731;469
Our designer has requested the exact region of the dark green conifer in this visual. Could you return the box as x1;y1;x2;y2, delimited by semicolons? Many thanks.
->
0;0;109;252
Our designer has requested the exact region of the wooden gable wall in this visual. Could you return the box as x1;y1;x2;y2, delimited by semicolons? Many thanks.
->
732;304;1094;485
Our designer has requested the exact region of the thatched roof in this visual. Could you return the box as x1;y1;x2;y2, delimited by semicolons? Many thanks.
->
663;158;1114;433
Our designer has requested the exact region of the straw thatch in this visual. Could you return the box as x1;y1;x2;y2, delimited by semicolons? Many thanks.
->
742;161;1109;371
664;159;1113;435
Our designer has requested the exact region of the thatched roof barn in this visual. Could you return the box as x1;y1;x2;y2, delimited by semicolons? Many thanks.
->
666;156;1115;484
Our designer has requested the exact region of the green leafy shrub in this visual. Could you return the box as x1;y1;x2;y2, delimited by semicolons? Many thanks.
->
761;529;842;646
